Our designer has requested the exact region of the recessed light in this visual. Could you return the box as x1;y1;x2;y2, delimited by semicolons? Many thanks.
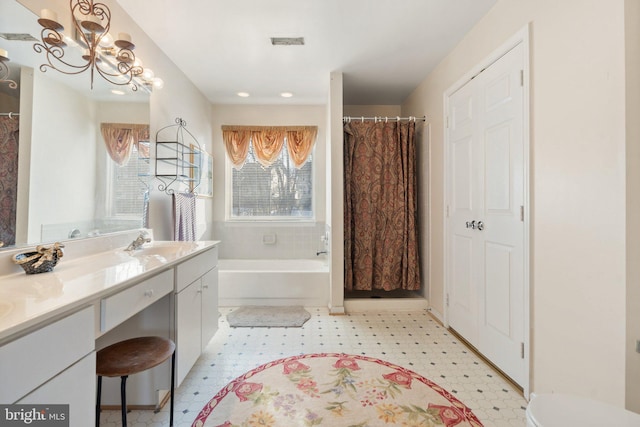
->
280;92;293;98
111;89;125;95
237;92;250;97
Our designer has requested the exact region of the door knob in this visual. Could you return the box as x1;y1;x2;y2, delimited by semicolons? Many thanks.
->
476;221;484;231
466;220;476;229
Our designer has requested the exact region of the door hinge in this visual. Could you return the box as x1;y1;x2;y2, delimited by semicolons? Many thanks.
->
446;116;449;129
446;205;450;217
520;205;524;222
521;342;525;359
446;293;450;307
520;70;524;87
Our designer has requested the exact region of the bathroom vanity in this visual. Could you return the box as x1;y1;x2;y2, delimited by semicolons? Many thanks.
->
0;231;220;426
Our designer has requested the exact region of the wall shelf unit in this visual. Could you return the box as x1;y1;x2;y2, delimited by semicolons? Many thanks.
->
155;118;202;195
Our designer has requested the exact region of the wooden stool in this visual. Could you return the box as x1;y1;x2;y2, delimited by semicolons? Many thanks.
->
96;336;176;426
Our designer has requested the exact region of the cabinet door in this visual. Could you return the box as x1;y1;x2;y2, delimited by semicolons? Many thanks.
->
201;267;219;351
176;280;202;386
18;353;95;427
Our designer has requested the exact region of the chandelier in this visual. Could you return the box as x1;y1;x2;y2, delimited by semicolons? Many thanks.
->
0;49;18;89
33;1;155;91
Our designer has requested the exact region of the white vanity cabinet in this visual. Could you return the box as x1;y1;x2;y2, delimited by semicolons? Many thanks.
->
0;237;221;419
0;306;95;426
175;246;219;385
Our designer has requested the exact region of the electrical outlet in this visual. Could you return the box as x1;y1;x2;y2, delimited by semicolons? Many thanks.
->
262;233;277;245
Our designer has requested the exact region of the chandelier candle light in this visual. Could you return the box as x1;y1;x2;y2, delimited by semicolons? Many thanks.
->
33;1;145;90
0;48;18;89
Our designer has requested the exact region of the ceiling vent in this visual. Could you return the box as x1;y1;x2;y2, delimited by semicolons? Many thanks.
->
270;37;305;46
0;33;38;42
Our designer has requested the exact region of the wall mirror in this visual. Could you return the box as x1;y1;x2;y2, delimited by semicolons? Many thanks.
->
0;0;151;249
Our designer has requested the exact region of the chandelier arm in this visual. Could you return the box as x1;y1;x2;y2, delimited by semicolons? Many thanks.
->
33;0;156;91
0;60;18;89
34;41;93;75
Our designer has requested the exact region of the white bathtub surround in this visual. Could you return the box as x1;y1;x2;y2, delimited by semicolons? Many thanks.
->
213;221;325;259
218;259;329;307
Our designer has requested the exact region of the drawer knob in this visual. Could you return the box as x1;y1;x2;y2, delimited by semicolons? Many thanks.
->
144;289;154;297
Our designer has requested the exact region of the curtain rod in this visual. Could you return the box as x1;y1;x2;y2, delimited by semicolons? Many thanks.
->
0;112;19;118
343;115;426;123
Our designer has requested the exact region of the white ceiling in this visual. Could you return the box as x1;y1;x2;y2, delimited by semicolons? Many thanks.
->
117;0;497;105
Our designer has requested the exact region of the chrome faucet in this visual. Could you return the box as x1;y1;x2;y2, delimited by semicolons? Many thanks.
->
126;231;151;251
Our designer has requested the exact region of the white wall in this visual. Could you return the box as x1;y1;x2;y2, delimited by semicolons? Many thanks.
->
209;104;327;259
29;74;97;243
625;0;640;413
403;0;628;405
343;105;401;118
328;72;344;313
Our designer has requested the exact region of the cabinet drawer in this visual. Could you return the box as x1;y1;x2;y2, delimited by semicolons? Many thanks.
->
176;246;218;292
101;269;173;333
0;306;94;403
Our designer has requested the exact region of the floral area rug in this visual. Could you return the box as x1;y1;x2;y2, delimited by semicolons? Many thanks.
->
192;353;483;427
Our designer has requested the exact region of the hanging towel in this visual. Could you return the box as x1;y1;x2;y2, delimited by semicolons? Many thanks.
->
172;192;197;241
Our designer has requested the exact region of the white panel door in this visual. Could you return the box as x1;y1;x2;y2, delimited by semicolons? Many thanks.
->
446;43;525;385
447;78;479;344
476;43;525;385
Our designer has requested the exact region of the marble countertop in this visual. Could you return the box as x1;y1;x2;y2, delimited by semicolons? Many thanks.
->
0;240;220;344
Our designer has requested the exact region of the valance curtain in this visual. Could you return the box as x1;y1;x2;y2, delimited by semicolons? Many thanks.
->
222;125;317;169
100;123;150;166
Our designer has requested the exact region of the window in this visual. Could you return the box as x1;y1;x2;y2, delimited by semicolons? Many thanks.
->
230;139;313;219
107;142;150;219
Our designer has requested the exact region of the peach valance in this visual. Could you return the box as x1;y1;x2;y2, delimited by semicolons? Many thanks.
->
222;125;317;169
100;123;150;165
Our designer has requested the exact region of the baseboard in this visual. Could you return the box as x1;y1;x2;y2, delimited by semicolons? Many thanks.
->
427;307;444;324
344;297;429;312
219;298;328;306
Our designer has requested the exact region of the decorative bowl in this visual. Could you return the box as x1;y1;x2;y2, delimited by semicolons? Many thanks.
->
12;243;64;274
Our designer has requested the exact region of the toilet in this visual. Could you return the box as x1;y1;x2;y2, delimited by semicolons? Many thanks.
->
526;393;640;426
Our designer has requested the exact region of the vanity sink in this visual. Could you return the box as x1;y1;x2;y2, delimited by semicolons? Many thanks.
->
125;241;202;259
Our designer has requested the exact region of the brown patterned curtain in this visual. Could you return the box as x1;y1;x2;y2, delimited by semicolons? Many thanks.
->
100;123;150;165
344;120;420;292
0;116;19;247
222;125;317;169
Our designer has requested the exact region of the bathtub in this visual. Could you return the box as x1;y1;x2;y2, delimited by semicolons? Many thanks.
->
218;259;330;306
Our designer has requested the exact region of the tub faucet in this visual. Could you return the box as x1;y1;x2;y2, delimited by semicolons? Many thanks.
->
316;250;328;256
126;231;151;251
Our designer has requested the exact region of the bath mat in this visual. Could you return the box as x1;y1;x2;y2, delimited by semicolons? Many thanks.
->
227;305;311;327
192;353;484;426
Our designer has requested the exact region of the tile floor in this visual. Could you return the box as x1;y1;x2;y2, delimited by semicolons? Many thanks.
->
99;308;527;426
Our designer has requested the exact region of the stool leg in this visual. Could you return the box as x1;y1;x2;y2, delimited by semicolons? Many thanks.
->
96;376;102;427
170;352;175;427
121;375;128;426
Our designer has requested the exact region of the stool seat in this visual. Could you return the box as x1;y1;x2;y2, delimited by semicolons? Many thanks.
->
96;336;176;426
97;336;175;377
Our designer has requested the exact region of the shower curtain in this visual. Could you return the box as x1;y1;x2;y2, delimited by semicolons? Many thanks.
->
0;116;19;247
344;120;420;292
